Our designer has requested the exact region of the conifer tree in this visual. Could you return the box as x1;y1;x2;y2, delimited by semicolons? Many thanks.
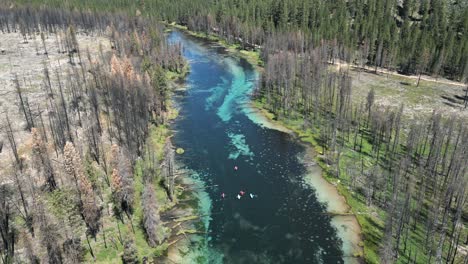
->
63;142;101;236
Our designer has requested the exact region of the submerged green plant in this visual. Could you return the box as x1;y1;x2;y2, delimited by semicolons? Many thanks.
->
176;148;185;154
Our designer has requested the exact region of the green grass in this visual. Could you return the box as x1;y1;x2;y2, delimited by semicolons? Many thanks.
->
162;25;465;263
253;99;386;263
166;63;190;81
331;151;384;264
81;127;168;262
56;65;199;262
253;97;468;263
166;22;263;68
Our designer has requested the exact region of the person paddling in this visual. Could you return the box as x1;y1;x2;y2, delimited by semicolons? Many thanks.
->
234;166;238;171
239;190;245;196
221;193;226;199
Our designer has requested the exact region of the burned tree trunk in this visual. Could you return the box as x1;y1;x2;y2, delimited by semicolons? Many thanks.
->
4;114;22;171
13;74;34;131
162;138;175;200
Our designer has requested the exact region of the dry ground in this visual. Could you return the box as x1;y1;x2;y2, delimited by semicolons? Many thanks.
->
335;63;468;120
0;30;111;183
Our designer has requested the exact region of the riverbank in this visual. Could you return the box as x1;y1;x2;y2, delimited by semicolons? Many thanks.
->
166;22;467;122
165;25;366;263
246;101;364;263
165;23;263;70
83;55;203;263
154;64;215;263
167;25;468;263
0;26;203;263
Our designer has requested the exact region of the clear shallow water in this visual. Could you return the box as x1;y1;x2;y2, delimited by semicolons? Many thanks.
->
169;31;344;264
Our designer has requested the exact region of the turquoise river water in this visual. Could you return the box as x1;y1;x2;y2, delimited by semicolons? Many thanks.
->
168;30;347;264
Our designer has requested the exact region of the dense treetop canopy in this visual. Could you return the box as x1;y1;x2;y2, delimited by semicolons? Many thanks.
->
15;0;466;79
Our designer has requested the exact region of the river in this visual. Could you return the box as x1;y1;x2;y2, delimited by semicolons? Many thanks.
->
168;30;349;264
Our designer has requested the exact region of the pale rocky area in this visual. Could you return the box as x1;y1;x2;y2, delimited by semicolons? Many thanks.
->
0;30;111;183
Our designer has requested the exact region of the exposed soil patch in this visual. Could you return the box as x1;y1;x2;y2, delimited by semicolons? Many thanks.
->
0;31;110;182
334;63;468;120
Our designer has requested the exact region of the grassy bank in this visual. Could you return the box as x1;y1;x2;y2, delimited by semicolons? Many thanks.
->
76;67;199;262
166;22;263;69
251;97;465;264
168;25;467;264
165;25;380;263
80;126;167;262
252;100;382;263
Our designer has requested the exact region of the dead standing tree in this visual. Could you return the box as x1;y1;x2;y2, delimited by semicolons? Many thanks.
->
34;199;64;264
0;185;15;264
110;144;135;216
13;74;34;131
162;137;175;200
0;5;189;262
31;128;57;191
63;142;101;237
142;184;165;247
4;114;23;171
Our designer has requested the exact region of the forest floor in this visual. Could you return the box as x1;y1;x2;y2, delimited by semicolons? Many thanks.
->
0;30;201;263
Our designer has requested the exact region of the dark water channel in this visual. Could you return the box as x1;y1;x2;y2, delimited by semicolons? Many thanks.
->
169;30;344;264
